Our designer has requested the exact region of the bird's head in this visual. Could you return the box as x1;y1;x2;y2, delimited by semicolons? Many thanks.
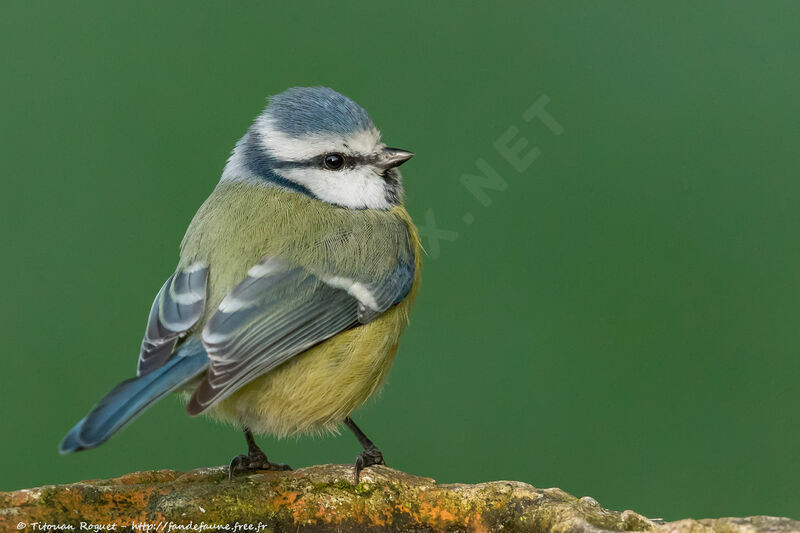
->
222;87;413;210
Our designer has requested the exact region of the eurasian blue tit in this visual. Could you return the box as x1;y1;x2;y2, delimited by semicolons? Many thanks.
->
60;87;421;481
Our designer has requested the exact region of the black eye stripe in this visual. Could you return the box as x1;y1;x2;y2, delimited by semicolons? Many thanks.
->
269;153;377;170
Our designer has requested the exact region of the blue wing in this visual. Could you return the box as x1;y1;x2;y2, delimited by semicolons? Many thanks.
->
59;247;413;451
186;254;414;415
137;262;208;375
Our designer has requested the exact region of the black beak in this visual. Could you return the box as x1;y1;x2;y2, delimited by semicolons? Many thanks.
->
378;147;414;169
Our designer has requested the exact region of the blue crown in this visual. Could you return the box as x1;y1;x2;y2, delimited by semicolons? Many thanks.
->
266;87;375;137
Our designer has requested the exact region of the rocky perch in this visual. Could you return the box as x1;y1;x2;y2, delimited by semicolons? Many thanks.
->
1;465;797;532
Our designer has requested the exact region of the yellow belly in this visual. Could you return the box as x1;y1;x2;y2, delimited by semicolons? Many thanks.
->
200;297;410;438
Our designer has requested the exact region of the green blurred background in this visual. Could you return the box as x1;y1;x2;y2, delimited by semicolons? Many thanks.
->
2;1;799;521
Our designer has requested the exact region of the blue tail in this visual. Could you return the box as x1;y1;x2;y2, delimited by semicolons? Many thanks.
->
59;339;208;454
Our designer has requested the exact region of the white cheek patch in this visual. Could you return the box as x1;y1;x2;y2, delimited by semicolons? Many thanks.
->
275;166;391;210
255;116;381;162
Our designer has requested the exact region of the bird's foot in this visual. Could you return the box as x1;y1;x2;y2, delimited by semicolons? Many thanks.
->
353;446;385;484
228;451;291;481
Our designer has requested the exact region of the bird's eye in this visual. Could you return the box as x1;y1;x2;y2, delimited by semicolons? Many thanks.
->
323;153;345;170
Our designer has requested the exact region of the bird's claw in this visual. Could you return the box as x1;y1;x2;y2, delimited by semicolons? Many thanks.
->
228;453;291;481
353;447;385;484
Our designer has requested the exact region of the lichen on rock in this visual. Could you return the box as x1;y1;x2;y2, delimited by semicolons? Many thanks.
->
1;465;797;532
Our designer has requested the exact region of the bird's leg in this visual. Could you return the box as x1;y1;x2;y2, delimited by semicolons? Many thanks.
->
344;416;385;483
228;427;291;480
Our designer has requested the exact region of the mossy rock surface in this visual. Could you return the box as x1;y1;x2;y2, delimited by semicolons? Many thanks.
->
1;465;797;532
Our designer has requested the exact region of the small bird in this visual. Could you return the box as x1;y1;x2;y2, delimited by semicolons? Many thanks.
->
60;87;421;482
